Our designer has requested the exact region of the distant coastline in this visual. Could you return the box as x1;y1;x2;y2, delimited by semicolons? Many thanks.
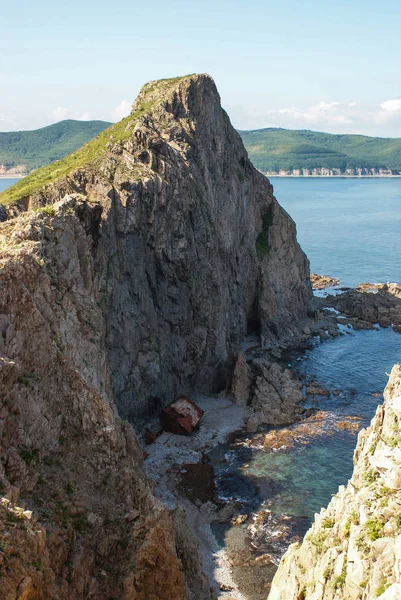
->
266;173;401;178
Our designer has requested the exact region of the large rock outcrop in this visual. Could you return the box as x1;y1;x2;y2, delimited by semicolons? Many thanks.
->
269;364;401;600
0;74;313;598
1;74;313;422
0;198;213;600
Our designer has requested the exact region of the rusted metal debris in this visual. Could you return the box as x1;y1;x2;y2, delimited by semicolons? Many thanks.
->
160;396;204;435
144;428;160;445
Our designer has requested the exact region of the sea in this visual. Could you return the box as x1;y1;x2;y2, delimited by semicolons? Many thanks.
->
272;177;401;287
209;178;401;598
0;178;20;193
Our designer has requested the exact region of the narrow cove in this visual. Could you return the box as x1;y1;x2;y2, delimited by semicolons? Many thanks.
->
204;179;401;598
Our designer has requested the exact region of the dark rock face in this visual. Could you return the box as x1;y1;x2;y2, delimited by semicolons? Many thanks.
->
0;74;314;599
2;74;313;425
85;75;313;421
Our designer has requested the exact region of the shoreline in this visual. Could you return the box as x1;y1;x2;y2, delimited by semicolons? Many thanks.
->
0;174;25;180
266;174;401;178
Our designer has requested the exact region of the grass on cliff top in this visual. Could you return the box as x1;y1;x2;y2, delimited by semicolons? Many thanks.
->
0;74;195;207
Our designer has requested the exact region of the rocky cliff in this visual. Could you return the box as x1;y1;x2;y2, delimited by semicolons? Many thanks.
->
1;74;313;422
269;364;401;600
0;197;214;600
0;74;313;599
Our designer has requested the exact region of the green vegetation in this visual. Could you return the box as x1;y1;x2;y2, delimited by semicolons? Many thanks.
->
0;120;111;172
306;531;327;553
239;128;401;174
363;469;379;484
322;517;335;529
256;205;273;257
366;518;385;541
331;559;347;591
0;115;131;205
19;448;39;466
0;75;193;206
376;577;389;596
344;510;359;538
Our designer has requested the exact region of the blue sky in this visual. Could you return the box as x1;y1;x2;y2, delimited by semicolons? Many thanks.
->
1;0;401;135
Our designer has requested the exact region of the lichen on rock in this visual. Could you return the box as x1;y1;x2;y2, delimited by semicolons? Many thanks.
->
269;364;401;600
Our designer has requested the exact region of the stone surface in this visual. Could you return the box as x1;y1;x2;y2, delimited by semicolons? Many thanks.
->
0;75;314;599
0;201;213;600
231;352;251;406
310;273;340;290
322;283;401;331
269;364;401;600
4;74;313;423
245;358;304;430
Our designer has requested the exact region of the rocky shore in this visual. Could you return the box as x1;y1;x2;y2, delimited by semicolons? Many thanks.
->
0;74;314;599
141;274;401;599
269;364;401;599
321;282;401;332
1;72;400;600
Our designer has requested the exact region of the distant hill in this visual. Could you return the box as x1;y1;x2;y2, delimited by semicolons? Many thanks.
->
0;120;112;174
239;128;401;176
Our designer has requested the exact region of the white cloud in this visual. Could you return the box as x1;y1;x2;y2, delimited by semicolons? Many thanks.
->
112;100;131;121
380;99;401;113
229;97;401;136
264;100;358;127
52;107;69;121
50;107;92;122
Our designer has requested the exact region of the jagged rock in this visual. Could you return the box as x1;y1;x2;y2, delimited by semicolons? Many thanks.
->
310;273;340;289
0;201;212;600
231;352;251;405
0;74;313;599
306;386;330;396
0;203;7;222
269;364;401;599
2;74;313;422
246;359;303;430
322;283;401;330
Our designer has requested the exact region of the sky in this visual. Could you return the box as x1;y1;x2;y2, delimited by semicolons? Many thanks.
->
1;0;401;136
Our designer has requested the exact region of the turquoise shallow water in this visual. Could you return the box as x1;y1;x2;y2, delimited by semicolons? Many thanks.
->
0;178;20;192
270;177;401;287
210;179;401;566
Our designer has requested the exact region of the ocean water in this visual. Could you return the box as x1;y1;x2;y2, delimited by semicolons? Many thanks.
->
209;179;401;595
270;177;401;287
0;178;20;192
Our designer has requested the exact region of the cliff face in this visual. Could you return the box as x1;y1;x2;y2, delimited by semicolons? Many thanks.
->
269;364;401;600
0;74;313;599
0;198;213;600
2;74;313;422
